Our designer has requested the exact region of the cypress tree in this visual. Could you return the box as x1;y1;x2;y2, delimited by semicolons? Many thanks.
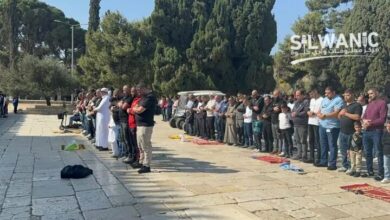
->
88;0;100;32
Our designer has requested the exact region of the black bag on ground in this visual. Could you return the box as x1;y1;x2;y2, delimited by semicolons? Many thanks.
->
61;165;93;179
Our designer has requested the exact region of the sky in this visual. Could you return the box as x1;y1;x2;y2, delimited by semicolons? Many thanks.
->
42;0;309;54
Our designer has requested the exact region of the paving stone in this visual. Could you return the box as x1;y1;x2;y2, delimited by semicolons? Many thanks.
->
41;212;84;220
135;202;171;217
32;196;79;216
71;176;100;192
333;201;390;219
6;182;32;197
2;196;31;208
185;184;220;195
363;215;390;220
11;172;33;181
33;170;61;181
262;198;303;211
285;209;318;219
254;210;295;220
165;194;236;210
95;175;120;186
224;190;265;203
184;204;259;220
285;196;326;209
310;207;351;219
102;184;130;197
76;189;112;211
32;180;74;199
238;201;273;212
108;195;137;207
83;206;140;220
0;206;31;219
310;194;353;206
141;212;184;220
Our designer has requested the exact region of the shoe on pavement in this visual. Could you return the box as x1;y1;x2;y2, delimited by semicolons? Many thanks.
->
374;175;384;181
131;161;143;169
303;159;313;164
327;166;337;171
381;178;390;184
123;157;135;164
99;147;109;151
338;167;348;172
353;172;361;177
345;169;353;175
314;163;327;167
138;166;151;174
279;152;285;157
292;156;301;160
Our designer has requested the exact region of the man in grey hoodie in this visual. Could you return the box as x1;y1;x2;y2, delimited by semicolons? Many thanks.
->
291;89;310;161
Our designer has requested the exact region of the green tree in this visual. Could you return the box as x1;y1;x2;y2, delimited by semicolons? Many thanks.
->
88;0;100;32
0;0;86;66
0;55;76;102
5;0;17;70
273;1;351;93
339;0;390;92
79;12;155;88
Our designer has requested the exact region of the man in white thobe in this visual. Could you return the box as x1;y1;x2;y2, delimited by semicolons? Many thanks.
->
94;88;111;151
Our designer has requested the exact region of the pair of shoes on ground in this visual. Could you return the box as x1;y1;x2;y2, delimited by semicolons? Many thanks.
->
95;146;108;151
346;170;361;177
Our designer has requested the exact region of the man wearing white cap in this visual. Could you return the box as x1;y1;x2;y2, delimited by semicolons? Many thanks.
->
94;88;111;151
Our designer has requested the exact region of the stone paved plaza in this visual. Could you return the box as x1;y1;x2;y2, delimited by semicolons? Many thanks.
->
0;113;389;220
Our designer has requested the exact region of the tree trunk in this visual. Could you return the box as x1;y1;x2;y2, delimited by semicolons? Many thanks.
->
45;96;51;106
7;0;17;71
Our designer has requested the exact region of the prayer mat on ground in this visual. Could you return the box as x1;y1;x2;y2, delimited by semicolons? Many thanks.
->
280;162;306;174
341;183;390;203
192;138;224;145
168;134;194;140
252;155;290;164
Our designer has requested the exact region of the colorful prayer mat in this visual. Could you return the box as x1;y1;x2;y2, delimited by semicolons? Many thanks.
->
341;183;390;203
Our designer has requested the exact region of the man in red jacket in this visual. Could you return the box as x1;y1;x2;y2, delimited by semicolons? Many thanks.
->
127;88;141;168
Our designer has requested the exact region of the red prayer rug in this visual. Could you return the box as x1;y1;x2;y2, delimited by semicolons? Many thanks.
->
252;155;290;164
341;183;390;203
191;138;224;145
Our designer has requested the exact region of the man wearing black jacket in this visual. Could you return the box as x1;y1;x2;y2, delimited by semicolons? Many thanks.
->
270;89;286;154
261;96;273;152
120;85;135;164
251;90;264;147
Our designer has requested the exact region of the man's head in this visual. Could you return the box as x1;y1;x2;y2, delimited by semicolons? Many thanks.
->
215;95;222;102
96;90;102;98
135;82;148;96
367;88;379;102
251;90;259;99
295;89;304;102
264;96;271;105
309;89;319;99
357;94;368;105
100;88;109;96
122;85;130;96
324;86;336;99
113;89;122;98
343;89;354;103
273;89;281;98
228;96;236;105
130;87;137;97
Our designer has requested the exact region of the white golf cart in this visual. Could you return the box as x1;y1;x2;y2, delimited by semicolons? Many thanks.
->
169;90;225;129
